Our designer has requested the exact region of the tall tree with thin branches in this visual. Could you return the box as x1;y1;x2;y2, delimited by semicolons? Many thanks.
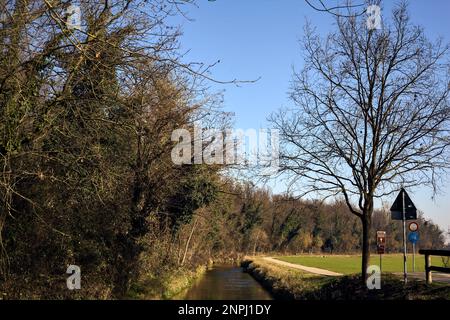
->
271;2;450;281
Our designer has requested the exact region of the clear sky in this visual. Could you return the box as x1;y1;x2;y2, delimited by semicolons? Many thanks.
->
170;0;450;232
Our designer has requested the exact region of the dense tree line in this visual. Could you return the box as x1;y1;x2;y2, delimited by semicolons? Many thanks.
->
178;180;446;265
0;0;224;298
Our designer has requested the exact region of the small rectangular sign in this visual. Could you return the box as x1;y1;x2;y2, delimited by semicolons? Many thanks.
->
376;231;386;254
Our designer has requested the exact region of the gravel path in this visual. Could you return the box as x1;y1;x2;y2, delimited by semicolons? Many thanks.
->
263;257;343;276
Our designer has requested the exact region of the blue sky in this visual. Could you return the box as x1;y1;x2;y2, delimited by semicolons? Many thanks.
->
171;0;450;232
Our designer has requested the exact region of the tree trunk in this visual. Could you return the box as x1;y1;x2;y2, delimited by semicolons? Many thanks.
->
252;230;260;256
361;214;371;283
181;218;198;266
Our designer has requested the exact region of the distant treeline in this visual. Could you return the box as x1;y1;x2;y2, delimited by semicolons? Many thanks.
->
178;180;446;265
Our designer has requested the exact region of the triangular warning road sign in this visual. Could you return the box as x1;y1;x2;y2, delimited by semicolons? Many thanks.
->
390;188;417;220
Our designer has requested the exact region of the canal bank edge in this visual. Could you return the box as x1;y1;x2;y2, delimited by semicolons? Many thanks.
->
241;257;333;300
127;265;207;300
128;257;245;300
240;257;450;300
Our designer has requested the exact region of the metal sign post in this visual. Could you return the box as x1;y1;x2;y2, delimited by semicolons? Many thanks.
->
376;231;386;273
402;191;407;284
390;188;417;285
407;223;420;274
380;254;382;273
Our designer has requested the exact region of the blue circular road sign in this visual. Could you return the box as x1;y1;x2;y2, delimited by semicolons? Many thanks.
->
408;232;419;244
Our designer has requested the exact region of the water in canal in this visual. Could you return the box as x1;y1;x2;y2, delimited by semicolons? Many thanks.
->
178;265;273;300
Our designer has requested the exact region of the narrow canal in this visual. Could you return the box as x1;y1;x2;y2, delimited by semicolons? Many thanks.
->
179;265;273;300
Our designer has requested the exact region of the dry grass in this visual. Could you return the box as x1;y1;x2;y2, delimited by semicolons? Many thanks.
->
127;265;206;300
241;257;332;299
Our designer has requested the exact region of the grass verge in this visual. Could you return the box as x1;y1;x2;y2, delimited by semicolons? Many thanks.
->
242;257;450;300
276;254;448;274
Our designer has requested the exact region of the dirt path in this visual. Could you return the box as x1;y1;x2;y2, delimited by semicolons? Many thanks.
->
263;257;343;276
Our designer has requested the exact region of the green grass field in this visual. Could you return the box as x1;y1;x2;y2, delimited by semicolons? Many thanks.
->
276;254;449;274
244;257;450;300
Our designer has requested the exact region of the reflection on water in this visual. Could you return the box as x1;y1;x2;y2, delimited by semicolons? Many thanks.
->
178;265;273;300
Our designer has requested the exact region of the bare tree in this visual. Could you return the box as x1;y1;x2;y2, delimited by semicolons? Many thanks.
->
270;2;450;281
304;0;367;18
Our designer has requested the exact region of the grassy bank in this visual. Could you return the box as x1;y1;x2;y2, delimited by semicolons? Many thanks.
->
127;265;207;300
241;257;333;299
242;257;450;300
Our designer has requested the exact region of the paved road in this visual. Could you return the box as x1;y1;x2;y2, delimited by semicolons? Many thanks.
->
394;272;450;284
263;257;343;276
